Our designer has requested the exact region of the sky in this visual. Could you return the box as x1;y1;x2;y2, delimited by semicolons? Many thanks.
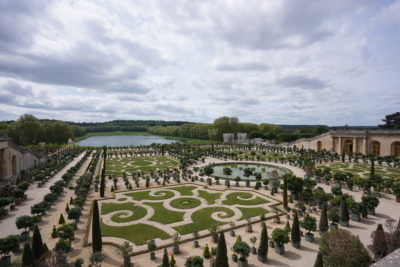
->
0;0;399;126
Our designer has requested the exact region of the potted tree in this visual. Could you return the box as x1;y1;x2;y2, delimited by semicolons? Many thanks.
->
192;231;200;248
246;218;253;233
147;239;157;260
249;236;257;255
300;215;317;242
362;195;380;215
229;222;236;237
209;225;219;243
350;202;362;222
233;241;251;267
172;232;181;254
15;216;34;241
235;177;241;187
271;228;289;255
328;209;339;230
0;235;21;265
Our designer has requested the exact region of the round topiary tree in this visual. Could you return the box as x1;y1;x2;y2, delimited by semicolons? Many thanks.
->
272;228;289;255
301;215;317;242
233;241;251;264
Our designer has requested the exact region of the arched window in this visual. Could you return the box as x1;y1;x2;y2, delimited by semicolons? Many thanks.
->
344;140;353;154
392;142;400;158
372;141;381;156
317;141;322;151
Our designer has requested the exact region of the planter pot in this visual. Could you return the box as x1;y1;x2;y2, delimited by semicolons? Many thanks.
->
285;214;290;220
230;230;235;237
150;251;156;260
225;181;230;187
291;241;301;248
194;240;199;248
216;180;220;185
274;243;285;255
305;233;314;242
173;245;179;254
329;223;338;230
274;216;281;224
232;254;238;262
264;185;269;190
350;213;361;222
340;220;349;227
269;240;275;248
238;259;248;267
251;247;257;254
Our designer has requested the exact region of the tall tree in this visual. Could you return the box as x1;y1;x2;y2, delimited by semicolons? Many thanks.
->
92;200;102;252
31;225;44;261
22;243;36;267
162;248;170;267
100;169;105;197
319;204;329;234
291;212;301;248
283;175;288;209
257;222;268;262
379;112;400;129
215;231;229;267
340;197;350;226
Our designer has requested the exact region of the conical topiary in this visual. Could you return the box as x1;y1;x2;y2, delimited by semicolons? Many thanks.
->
319;204;329;234
203;244;210;259
58;214;65;224
31;225;44;260
283;175;288;208
257;222;268;262
22;243;36;267
170;254;176;267
215;231;228;267
92;200;102;252
291;212;301;248
340;197;349;226
162;248;170;267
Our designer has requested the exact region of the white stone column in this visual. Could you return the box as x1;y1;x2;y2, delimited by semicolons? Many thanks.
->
338;137;342;153
353;138;357;153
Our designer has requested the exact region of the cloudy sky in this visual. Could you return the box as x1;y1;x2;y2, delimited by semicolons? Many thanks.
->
0;0;399;125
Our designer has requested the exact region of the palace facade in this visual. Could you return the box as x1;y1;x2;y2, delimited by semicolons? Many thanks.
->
288;130;400;157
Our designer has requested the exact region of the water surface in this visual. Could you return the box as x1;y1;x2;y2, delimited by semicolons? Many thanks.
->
76;135;181;147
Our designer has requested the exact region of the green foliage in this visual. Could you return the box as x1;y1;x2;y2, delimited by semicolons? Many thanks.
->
31;226;44;260
233;241;251;260
15;215;34;232
272;228;289;246
92;200;102;252
215;231;228;267
147;239;156;251
55;238;72;253
203;244;210;259
320;230;370;267
328;209;340;224
301;215;317;233
170;254;176;267
22;243;36;267
291;213;301;243
185;256;204;267
319;204;329;233
57;224;74;241
314;251;323;267
58;213;65;224
257;222;268;262
51;225;58;238
162;248;170;267
340;197;350;223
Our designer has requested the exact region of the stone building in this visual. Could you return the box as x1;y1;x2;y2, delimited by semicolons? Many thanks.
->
0;134;42;187
288;130;400;157
223;133;248;144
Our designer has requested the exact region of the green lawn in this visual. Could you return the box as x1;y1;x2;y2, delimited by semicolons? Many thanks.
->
222;192;269;205
170;197;201;209
198;190;222;205
168;185;197;196
101;202;147;223
144;202;184;224
106;156;179;176
238;207;269;220
173;207;235;235
101;222;170;245
125;190;175;201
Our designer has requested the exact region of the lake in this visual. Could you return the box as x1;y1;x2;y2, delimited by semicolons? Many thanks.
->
76;135;182;147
